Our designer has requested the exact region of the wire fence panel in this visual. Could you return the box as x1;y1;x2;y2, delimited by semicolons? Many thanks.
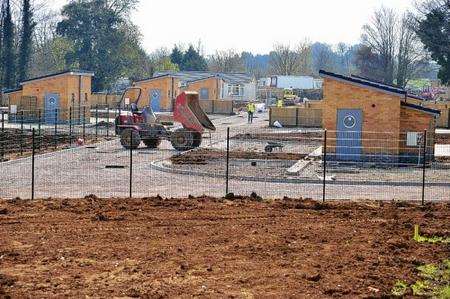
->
0;109;449;202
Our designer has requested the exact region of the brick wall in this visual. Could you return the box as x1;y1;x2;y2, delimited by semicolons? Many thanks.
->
322;78;403;156
400;107;435;158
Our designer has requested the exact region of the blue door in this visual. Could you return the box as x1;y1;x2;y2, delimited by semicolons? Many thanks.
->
336;109;362;161
149;89;161;112
200;88;209;100
44;93;60;124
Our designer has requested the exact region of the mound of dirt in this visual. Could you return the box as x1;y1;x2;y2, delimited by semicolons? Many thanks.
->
170;148;306;165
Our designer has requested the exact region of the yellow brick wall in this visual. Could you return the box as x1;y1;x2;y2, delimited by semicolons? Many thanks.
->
400;107;435;156
134;77;180;111
322;78;403;155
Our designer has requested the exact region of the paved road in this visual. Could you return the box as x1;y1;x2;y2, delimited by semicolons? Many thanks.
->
0;111;448;201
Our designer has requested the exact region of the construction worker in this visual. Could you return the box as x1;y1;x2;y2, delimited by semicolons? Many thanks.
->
247;101;256;124
276;98;283;108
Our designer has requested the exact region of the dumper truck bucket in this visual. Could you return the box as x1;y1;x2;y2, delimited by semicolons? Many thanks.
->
174;91;216;133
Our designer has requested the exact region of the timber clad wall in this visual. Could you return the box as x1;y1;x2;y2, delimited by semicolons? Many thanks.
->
184;77;220;100
135;77;180;111
6;72;93;121
269;107;322;127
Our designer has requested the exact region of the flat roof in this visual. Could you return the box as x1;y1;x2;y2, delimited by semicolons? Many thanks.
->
20;70;94;85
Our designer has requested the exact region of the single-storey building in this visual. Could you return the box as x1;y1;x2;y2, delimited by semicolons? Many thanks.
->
6;70;94;123
133;75;180;112
134;71;256;112
319;70;440;163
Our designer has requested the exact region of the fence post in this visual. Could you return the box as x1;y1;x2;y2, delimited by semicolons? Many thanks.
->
31;128;35;200
1;112;4;161
95;105;98;140
225;127;230;195
69;107;73;145
129;132;133;198
20;111;24;156
82;106;86;141
37;109;42;151
421;129;427;206
106;106;109;138
54;108;58;150
38;109;41;135
322;130;327;203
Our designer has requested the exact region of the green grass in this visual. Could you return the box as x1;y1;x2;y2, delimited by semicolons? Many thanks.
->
414;225;450;244
392;260;450;298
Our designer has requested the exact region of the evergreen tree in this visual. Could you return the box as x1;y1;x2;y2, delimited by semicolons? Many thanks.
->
1;0;16;89
170;45;183;67
181;45;207;71
18;0;35;83
415;1;450;84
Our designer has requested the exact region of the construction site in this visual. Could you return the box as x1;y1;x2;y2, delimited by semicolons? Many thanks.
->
1;68;449;298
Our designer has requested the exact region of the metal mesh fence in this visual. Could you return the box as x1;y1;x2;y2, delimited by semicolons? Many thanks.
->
0;113;449;202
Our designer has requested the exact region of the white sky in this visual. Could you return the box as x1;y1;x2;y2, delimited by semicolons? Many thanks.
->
51;0;414;55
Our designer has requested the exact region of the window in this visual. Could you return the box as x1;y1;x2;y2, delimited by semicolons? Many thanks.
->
227;84;243;97
406;132;419;147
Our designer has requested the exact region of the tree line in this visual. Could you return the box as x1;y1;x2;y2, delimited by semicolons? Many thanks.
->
0;0;448;93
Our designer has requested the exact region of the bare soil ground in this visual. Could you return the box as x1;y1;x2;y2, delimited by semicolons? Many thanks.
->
171;148;307;165
233;132;323;143
0;196;448;298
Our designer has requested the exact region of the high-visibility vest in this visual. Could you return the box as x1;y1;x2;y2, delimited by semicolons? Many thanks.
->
247;103;255;113
277;99;283;107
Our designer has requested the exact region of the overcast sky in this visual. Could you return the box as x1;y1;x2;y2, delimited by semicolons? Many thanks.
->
52;0;415;55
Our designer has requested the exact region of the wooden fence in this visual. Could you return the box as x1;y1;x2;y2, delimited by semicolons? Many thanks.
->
269;106;322;127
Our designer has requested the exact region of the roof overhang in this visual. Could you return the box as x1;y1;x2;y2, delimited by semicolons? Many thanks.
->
401;101;441;116
134;74;171;84
20;70;94;85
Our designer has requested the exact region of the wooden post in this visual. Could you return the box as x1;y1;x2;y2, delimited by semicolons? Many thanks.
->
31;128;35;200
225;127;230;195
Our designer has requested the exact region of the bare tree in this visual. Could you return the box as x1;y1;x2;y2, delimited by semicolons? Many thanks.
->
396;12;429;87
208;49;244;73
269;41;312;75
361;6;397;84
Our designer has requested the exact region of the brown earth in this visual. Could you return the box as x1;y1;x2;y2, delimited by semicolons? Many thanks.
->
0;196;449;298
171;148;306;165
233;132;323;143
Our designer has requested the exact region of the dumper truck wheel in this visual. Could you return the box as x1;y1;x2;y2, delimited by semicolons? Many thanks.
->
120;129;141;149
192;132;202;148
143;138;161;149
170;128;194;151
